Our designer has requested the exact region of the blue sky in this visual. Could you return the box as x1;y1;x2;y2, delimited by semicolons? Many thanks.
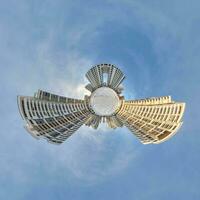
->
0;0;200;199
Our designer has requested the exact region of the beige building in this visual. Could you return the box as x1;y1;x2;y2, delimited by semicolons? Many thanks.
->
18;64;185;144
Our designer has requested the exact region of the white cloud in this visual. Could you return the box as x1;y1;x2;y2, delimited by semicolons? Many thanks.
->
1;27;137;185
42;126;138;184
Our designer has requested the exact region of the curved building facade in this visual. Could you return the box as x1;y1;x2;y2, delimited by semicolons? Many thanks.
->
17;90;90;144
18;64;185;144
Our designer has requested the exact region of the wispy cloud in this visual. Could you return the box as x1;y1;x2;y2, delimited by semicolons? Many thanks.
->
1;0;200;199
42;127;137;184
0;15;138;190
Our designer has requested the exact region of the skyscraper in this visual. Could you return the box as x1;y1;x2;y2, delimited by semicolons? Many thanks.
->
17;64;185;144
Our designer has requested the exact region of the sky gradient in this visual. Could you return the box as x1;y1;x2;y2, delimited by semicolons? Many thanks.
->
0;0;200;199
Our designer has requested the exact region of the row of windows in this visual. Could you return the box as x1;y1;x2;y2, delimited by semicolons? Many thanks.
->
85;84;94;92
126;124;155;142
86;64;125;90
36;90;84;104
124;104;182;115
23;98;86;119
86;68;101;88
109;68;124;88
32;110;89;133
120;110;178;131
122;104;183;123
19;96;91;143
117;102;184;143
126;96;171;105
46;121;83;141
27;111;90;142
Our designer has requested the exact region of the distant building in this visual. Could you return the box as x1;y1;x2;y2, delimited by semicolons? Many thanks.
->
17;64;185;144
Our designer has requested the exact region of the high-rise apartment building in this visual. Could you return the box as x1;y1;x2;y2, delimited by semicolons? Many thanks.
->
18;64;185;144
